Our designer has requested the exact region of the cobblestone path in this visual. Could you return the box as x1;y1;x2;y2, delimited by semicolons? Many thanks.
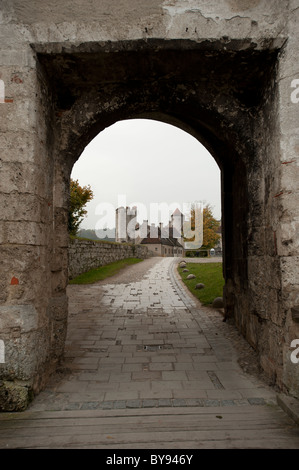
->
29;257;277;411
1;257;299;449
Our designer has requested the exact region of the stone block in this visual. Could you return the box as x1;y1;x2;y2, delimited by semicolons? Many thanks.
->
282;344;299;399
0;193;49;224
280;256;299;290
0;326;50;383
0;98;36;132
47;295;68;322
0;132;36;163
0;380;31;411
277;220;299;256
4;221;48;246
0;46;32;66
0;161;50;196
0;304;38;333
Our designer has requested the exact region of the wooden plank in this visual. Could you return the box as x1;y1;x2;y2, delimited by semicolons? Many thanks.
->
1;405;298;449
0;409;294;430
0;413;299;448
0;411;293;430
1;427;299;449
1;420;296;440
0;404;287;421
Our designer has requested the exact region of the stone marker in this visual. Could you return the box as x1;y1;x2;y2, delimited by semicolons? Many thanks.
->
212;297;224;308
195;283;205;290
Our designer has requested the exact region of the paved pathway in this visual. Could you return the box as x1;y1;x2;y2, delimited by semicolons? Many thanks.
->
29;257;276;410
1;257;299;448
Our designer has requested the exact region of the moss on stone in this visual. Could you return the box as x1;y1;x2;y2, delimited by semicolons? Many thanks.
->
0;381;31;412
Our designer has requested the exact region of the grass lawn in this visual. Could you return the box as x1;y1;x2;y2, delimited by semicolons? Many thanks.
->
178;262;224;306
69;258;143;285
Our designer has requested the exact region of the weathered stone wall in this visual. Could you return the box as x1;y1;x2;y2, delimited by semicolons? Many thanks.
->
68;239;149;280
0;28;58;410
1;0;299;410
276;5;299;397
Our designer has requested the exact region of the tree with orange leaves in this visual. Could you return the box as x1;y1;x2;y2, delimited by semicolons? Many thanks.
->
186;203;220;250
201;204;220;250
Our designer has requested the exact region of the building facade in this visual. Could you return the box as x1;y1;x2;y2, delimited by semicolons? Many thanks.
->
115;207;185;257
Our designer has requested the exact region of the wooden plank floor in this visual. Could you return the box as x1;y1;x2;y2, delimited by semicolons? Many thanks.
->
1;405;299;449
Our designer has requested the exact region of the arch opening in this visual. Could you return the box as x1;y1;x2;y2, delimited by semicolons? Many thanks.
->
71;117;222;236
1;38;285;412
48;42;264;373
63;104;249;321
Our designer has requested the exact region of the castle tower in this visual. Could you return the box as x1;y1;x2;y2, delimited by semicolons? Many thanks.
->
170;208;185;247
115;206;127;242
115;206;138;243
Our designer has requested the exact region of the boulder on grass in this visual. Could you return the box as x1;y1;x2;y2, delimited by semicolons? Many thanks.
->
187;274;196;280
212;297;224;308
183;269;189;272
195;283;205;290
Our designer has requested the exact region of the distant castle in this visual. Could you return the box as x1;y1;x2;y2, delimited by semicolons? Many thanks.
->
115;206;185;257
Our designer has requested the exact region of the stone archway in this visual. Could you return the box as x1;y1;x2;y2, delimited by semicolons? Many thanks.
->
1;3;299;410
46;40;279;390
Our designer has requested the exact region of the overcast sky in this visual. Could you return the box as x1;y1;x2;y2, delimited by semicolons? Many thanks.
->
71;119;221;232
